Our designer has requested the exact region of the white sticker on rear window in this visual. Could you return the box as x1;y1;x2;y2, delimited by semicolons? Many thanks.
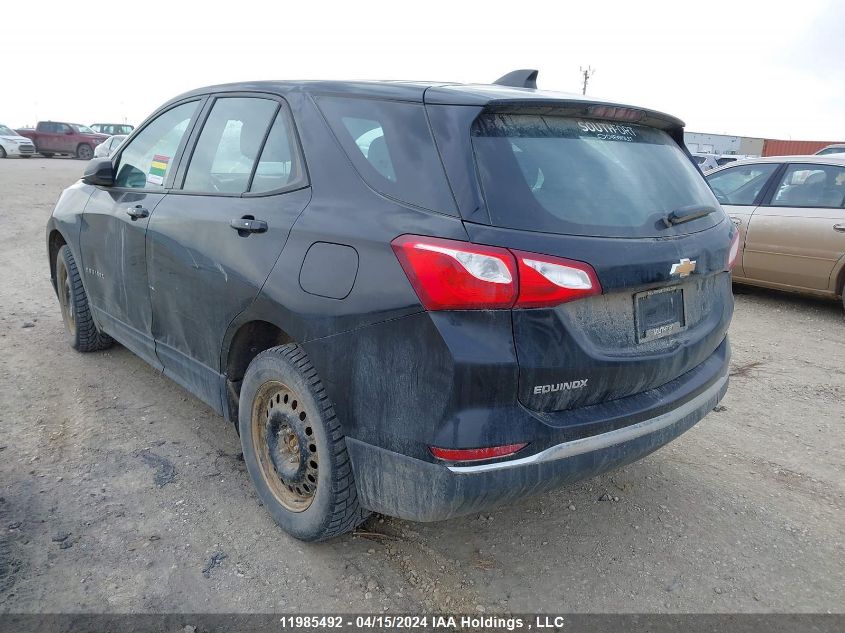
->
577;120;637;142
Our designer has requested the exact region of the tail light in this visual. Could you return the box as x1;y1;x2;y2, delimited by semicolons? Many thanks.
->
392;235;602;310
511;250;602;308
727;231;740;271
430;442;527;462
391;235;517;310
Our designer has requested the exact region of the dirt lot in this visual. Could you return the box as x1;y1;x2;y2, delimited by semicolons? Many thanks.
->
0;157;843;614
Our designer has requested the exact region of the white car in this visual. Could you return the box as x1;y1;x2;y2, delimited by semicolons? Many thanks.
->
93;134;127;158
0;124;36;158
816;144;845;156
692;152;749;172
692;153;720;171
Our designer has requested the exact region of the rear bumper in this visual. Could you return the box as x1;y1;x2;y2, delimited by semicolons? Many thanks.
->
346;369;728;522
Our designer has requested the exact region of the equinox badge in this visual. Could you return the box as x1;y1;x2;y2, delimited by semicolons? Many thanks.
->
534;380;588;395
670;258;696;278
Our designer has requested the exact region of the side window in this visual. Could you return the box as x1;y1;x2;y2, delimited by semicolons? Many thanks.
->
114;101;199;189
316;96;457;214
771;163;845;208
249;107;305;193
342;117;395;181
183;97;278;194
706;163;779;205
56;123;71;134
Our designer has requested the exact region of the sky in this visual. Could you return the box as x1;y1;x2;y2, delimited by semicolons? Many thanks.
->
3;0;844;141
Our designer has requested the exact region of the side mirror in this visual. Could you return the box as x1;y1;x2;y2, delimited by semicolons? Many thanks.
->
82;158;115;186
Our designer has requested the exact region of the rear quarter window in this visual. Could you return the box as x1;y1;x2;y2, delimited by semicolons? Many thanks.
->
316;97;457;215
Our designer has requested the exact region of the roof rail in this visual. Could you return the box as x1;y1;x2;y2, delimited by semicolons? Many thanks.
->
493;69;539;89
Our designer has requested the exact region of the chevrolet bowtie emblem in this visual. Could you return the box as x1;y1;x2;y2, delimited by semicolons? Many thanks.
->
670;258;697;277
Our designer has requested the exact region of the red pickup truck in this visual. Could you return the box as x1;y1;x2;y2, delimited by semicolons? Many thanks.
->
17;121;109;160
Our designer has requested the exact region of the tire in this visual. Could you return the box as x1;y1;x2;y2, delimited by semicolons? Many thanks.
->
55;245;113;352
76;144;93;160
239;343;369;541
0;146;6;158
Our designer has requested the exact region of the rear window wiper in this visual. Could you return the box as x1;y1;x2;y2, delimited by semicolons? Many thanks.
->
662;204;718;228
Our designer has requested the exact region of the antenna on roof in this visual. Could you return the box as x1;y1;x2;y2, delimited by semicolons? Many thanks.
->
493;69;539;89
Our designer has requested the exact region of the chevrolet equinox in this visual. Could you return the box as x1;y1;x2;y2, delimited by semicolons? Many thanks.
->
46;70;736;541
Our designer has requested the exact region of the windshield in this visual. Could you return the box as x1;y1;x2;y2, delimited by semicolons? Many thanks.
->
0;125;16;136
817;147;845;156
472;114;720;237
72;124;96;134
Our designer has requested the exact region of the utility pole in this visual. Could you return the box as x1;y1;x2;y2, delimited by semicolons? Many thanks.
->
580;66;595;95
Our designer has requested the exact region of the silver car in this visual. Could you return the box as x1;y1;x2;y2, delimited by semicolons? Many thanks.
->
93;134;127;158
0;124;36;158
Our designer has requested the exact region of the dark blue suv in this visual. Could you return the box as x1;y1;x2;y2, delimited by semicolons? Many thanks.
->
46;71;736;541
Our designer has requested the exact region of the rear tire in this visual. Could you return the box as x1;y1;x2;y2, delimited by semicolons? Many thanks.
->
238;343;369;541
76;144;93;160
56;245;113;352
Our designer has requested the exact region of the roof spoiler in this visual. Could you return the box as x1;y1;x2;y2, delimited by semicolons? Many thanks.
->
493;69;538;89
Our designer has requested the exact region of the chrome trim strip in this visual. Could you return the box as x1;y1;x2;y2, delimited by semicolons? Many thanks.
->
447;373;728;474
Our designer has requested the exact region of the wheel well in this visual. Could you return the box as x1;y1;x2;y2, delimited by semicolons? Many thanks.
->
223;320;293;425
48;230;67;293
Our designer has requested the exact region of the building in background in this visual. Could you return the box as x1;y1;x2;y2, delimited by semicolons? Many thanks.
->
685;131;845;158
684;131;764;157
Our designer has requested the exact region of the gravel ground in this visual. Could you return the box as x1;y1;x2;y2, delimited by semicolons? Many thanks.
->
0;157;843;614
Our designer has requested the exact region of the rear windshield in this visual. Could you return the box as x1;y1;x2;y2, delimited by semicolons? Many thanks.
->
472;114;720;237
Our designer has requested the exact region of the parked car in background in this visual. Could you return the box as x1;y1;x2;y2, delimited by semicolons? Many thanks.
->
692;153;750;172
93;134;127;158
692;152;720;171
91;123;134;136
706;155;845;308
0;124;36;158
816;144;845;156
17;121;109;159
47;73;734;541
715;155;742;167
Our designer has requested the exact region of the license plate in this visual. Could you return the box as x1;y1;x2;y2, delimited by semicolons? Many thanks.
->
635;287;685;342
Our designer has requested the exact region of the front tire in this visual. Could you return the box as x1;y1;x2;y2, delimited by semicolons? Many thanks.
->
239;344;369;541
76;144;93;160
56;245;113;352
0;146;7;158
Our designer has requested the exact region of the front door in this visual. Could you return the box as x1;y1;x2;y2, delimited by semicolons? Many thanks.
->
79;99;203;367
743;162;845;291
145;95;310;410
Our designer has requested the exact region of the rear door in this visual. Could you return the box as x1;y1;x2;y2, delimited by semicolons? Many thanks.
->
458;110;735;412
743;162;845;291
705;161;783;277
145;94;310;410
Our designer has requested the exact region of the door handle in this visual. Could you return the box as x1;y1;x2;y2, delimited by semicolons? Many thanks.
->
230;217;268;236
834;224;845;233
126;205;149;220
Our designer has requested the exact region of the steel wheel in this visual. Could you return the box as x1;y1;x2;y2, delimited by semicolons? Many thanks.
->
250;380;319;512
56;255;77;338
